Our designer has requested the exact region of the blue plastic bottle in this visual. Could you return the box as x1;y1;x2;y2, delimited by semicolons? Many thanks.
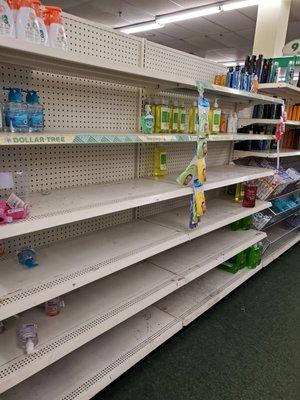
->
232;66;241;89
226;67;233;87
26;90;44;132
3;88;29;133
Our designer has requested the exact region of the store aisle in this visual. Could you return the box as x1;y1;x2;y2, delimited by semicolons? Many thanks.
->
95;244;299;400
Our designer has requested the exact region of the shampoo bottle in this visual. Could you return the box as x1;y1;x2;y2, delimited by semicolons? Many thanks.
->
16;0;41;43
46;6;68;50
26;90;44;132
32;0;48;45
0;0;15;37
154;146;167;176
225;66;233;87
209;98;221;134
3;87;29;133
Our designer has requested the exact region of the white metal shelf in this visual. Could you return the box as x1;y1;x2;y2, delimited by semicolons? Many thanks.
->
149;228;266;284
0;219;186;320
263;228;300;267
234;149;300;159
0;165;274;241
0;37;282;105
151;165;273;192
0;262;181;393
286;120;300;127
146;198;271;240
0;227;267;395
258;82;300;102
238;118;299;128
0;306;182;400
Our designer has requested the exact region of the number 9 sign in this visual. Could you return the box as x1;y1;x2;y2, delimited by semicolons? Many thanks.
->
283;39;300;55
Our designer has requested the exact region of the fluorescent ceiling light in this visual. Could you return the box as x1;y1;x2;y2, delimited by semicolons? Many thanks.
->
120;22;164;34
223;61;245;67
222;0;259;11
156;6;221;24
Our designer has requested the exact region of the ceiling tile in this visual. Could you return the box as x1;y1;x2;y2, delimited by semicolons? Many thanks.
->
205;10;256;30
208;32;251;48
286;21;300;42
127;0;181;16
176;18;229;34
160;23;194;39
290;0;300;21
185;35;224;50
172;0;222;7
237;6;258;21
236;28;255;41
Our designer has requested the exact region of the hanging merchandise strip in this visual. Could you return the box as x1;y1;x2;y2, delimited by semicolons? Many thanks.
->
176;83;209;229
275;104;287;169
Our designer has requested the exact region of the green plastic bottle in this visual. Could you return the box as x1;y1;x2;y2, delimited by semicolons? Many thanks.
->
141;103;154;134
241;216;252;230
246;242;263;269
219;251;247;273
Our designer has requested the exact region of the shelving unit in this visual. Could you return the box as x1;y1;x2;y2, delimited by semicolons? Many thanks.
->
234;148;300;159
238;118;299;128
259;82;300;102
0;9;298;400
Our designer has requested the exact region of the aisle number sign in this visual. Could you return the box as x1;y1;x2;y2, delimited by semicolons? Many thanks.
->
283;39;300;55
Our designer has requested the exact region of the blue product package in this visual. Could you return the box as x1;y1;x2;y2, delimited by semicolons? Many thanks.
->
17;248;38;269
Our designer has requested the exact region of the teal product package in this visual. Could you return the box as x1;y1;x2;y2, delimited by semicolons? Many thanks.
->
196;82;210;137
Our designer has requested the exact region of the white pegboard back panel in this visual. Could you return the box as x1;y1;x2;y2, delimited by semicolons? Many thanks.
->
0;65;139;133
1;210;132;256
144;41;226;82
0;144;136;193
62;12;144;68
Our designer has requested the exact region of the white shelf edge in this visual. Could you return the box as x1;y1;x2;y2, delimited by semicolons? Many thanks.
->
233;149;300;159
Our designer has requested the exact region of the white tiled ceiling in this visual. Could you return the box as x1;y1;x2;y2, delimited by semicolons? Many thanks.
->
55;0;300;63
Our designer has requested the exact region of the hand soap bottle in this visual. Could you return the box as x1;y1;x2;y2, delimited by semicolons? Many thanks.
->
46;6;68;50
154;146;167;176
26;90;44;132
3;87;29;133
141;102;154;134
209;98;221;134
32;0;49;46
0;0;15;38
16;0;41;44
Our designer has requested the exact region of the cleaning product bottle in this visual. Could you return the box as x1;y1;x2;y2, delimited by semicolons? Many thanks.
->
16;0;41;43
7;0;19;23
246;242;263;269
170;101;179;133
3;87;29;133
154;146;167;176
225;66;233;87
178;103;186;133
285;60;295;84
235;182;245;202
251;72;259;93
227;112;238;133
209;98;221;134
26;89;44;132
0;0;15;37
141;102;154;134
46;6;68;50
188;101;198;134
32;0;48;46
19;323;38;354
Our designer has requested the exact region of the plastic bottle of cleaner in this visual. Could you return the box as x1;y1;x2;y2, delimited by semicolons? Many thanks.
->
16;0;40;43
209;98;221;134
19;323;38;354
32;0;48;45
26;90;44;132
154;146;167;176
246;242;263;269
169;101;179;133
0;0;15;37
141;102;154;134
7;0;19;24
225;66;233;87
3;87;29;133
188;101;198;134
178;103;186;133
156;99;169;133
46;6;68;50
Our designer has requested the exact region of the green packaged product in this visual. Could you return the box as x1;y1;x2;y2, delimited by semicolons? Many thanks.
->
246;243;263;269
241;216;252;230
230;220;241;231
219;251;247;273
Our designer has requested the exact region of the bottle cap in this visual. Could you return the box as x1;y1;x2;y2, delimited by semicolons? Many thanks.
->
26;90;40;104
19;0;34;7
7;0;20;10
26;339;35;354
32;0;42;17
213;98;219;108
4;87;23;103
45;6;63;24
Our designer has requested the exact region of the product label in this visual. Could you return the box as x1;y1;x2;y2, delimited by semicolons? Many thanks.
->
25;12;41;43
194;112;199;133
54;26;68;50
0;11;11;35
161;106;169;131
5;112;28;130
212;111;221;132
30;112;44;129
173;109;178;124
180;113;186;131
160;152;167;170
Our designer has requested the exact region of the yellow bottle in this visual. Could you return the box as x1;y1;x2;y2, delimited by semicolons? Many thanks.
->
209;98;221;134
170;101;179;133
188;101;198;134
154;146;167;176
178;104;187;133
156;100;170;133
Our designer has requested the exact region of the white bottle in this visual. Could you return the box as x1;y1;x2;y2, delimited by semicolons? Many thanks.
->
16;0;41;44
19;323;38;354
32;0;48;46
227;112;238;133
46;6;68;51
0;0;15;38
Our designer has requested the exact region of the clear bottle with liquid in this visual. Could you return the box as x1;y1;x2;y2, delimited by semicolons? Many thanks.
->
178;103;187;133
3;87;29;133
19;323;38;354
141;102;154;134
0;0;15;38
188;101;198;134
26;90;44;132
209;98;221;134
156;100;169;133
154;146;167;176
169;101;179;133
16;0;41;44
